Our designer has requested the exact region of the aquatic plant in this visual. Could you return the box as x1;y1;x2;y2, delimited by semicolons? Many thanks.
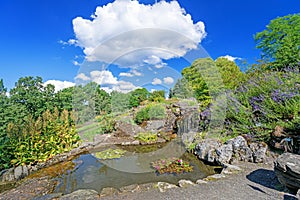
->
151;157;193;175
94;148;126;160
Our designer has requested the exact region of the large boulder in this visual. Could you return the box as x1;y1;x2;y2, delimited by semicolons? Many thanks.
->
144;120;166;133
274;153;300;192
195;138;221;163
113;120;145;137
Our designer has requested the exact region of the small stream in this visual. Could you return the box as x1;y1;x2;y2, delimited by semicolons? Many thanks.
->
53;141;216;194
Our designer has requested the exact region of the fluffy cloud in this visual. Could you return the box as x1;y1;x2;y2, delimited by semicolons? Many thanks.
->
75;73;90;81
44;80;75;93
221;55;242;62
72;0;206;66
163;77;174;85
90;70;118;85
119;69;142;77
152;78;162;85
112;81;138;93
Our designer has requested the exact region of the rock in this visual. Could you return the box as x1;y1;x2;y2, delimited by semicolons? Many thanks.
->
236;147;253;162
1;168;14;182
204;174;226;181
222;164;242;174
274;153;300;191
216;143;233;164
250;142;268;163
32;193;63;200
232;136;248;153
119;184;140;193
22;165;28;177
196;179;208;184
156;182;178;192
60;189;100;200
144;120;166;133
100;187;119;197
14;166;23;180
178;179;195;187
93;133;111;143
195;138;221;163
113;121;145;137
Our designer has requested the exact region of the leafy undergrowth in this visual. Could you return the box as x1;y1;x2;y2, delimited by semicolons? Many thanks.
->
94;148;127;160
151;157;193;175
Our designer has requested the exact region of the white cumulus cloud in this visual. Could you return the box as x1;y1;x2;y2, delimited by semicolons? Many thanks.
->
71;0;206;66
44;80;75;93
163;77;174;85
152;78;162;85
220;55;242;62
75;73;91;81
90;70;118;85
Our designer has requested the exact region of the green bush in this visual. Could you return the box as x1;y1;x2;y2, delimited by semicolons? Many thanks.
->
134;132;158;143
5;109;80;167
134;103;166;124
96;114;115;134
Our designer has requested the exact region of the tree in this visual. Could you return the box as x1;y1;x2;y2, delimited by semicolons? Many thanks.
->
254;13;300;70
149;90;165;102
95;86;111;114
215;57;245;89
129;88;149;107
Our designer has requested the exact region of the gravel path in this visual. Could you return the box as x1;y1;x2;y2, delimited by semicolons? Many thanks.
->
101;162;298;200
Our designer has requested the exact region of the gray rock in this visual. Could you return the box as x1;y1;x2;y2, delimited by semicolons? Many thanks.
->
14;166;23;180
32;193;63;200
144;120;166;133
204;174;226;181
1;168;14;182
113;121;145;137
22;165;28;177
216;143;233;164
156;182;178;192
232;136;247;153
274;153;300;191
60;189;99;200
100;187;119;197
178;179;195;187
195;138;221;163
250;142;268;163
222;164;242;174
119;184;140;193
236;147;253;162
196;179;208;184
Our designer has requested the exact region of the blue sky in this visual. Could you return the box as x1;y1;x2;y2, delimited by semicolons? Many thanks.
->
0;0;299;92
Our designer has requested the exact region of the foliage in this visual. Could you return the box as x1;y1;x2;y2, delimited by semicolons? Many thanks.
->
95;86;111;115
178;57;244;109
94;148;126;160
149;90;165;102
96;114;116;134
110;91;131;113
129;88;149;107
134;132;158;143
134;103;166;124
5;109;80;167
225;68;300;141
151;157;193;175
254;13;300;70
169;78;194;99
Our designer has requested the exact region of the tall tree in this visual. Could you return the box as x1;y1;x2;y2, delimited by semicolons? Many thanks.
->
254;13;300;70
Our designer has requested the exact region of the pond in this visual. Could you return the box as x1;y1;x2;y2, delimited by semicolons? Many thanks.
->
53;140;217;194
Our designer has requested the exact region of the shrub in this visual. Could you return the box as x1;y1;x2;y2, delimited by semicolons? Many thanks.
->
96;114;115;134
134;103;166;124
224;68;300;141
134;132;158;143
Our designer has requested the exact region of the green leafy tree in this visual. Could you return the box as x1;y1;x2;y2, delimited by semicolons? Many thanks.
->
254;13;300;70
149;90;165;102
215;57;245;89
95;86;111;114
129;88;149;107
